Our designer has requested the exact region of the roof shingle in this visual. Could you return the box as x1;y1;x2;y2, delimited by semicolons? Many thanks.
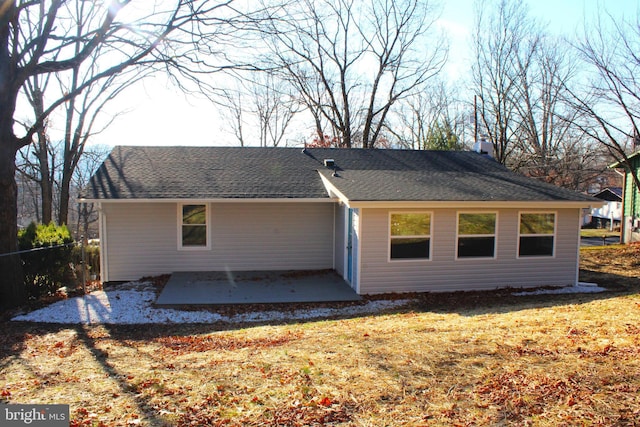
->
85;146;595;203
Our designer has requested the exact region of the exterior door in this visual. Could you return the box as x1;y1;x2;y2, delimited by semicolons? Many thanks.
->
346;208;359;290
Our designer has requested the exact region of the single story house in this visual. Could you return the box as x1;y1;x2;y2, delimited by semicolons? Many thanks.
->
584;187;622;230
611;152;640;243
82;146;599;294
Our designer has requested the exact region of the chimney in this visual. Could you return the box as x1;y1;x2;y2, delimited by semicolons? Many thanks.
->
473;138;493;158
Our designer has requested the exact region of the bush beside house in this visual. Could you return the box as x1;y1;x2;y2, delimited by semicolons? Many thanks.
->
18;222;74;299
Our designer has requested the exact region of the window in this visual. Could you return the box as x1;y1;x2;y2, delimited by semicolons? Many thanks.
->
180;204;208;248
519;212;555;257
390;212;431;260
457;213;496;258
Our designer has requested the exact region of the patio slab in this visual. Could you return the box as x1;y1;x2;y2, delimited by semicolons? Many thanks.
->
155;270;361;305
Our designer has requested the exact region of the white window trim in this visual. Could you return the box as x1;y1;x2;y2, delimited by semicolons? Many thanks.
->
177;202;210;250
388;211;433;262
455;211;498;260
517;211;556;259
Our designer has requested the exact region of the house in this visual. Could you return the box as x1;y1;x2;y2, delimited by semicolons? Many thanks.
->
584;187;622;230
82;146;599;295
611;152;640;243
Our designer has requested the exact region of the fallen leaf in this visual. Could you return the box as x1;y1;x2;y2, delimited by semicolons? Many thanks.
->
319;397;332;407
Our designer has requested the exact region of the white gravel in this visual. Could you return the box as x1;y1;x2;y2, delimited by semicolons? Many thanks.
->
11;281;608;325
512;282;607;296
11;282;413;325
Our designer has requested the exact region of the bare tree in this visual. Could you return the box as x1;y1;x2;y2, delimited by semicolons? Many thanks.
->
219;87;248;146
387;82;468;150
253;73;300;147
471;0;539;164
18;67;144;226
20;73;56;224
70;145;111;241
471;0;599;191
508;36;602;189
0;0;262;308
219;72;300;147
261;0;446;148
570;8;640;189
58;70;147;225
16;168;41;226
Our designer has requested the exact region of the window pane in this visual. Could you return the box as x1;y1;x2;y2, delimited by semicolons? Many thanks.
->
183;205;206;225
182;225;206;246
519;236;554;256
391;213;431;236
391;238;430;259
520;213;555;234
459;213;496;235
458;236;495;257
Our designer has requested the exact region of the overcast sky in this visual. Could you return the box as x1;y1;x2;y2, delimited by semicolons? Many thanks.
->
70;0;637;149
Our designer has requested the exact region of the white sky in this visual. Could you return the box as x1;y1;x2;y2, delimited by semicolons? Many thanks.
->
63;0;636;149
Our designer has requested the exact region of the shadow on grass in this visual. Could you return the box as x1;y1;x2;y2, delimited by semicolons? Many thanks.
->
2;247;638;424
403;267;639;318
0;271;637;424
0;327;34;377
3;268;639;345
0;321;178;424
72;325;171;425
32;270;638;346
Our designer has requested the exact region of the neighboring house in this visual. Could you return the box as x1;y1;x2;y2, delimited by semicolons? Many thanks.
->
611;152;640;243
584;187;622;230
82;146;599;294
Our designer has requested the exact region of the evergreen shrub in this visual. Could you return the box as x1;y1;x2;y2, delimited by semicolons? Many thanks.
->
18;222;74;299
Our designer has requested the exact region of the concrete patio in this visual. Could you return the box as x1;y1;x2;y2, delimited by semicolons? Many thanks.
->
155;270;361;306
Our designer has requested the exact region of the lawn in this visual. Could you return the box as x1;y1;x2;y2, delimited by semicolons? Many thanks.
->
2;246;640;426
580;228;620;239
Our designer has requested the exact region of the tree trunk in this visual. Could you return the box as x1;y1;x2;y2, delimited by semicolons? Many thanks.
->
32;88;53;224
0;141;25;309
37;133;53;224
1;2;26;308
58;168;72;225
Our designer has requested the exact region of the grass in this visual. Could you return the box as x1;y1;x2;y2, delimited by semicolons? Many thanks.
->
2;246;640;426
580;228;620;238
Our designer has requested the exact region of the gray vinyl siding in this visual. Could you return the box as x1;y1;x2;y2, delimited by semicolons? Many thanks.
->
358;208;580;294
102;202;335;281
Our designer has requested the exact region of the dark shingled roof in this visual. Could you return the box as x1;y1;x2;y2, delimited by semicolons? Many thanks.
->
593;187;622;202
85;146;328;199
85;146;596;203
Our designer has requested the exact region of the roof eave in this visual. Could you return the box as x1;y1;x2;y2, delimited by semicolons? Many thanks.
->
317;172;351;206
78;197;334;204
80;196;601;210
609;150;640;168
344;200;601;209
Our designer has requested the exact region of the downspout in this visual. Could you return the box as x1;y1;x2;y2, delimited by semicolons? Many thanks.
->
343;206;349;283
355;209;362;295
575;209;582;286
633;169;638;240
616;169;626;243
